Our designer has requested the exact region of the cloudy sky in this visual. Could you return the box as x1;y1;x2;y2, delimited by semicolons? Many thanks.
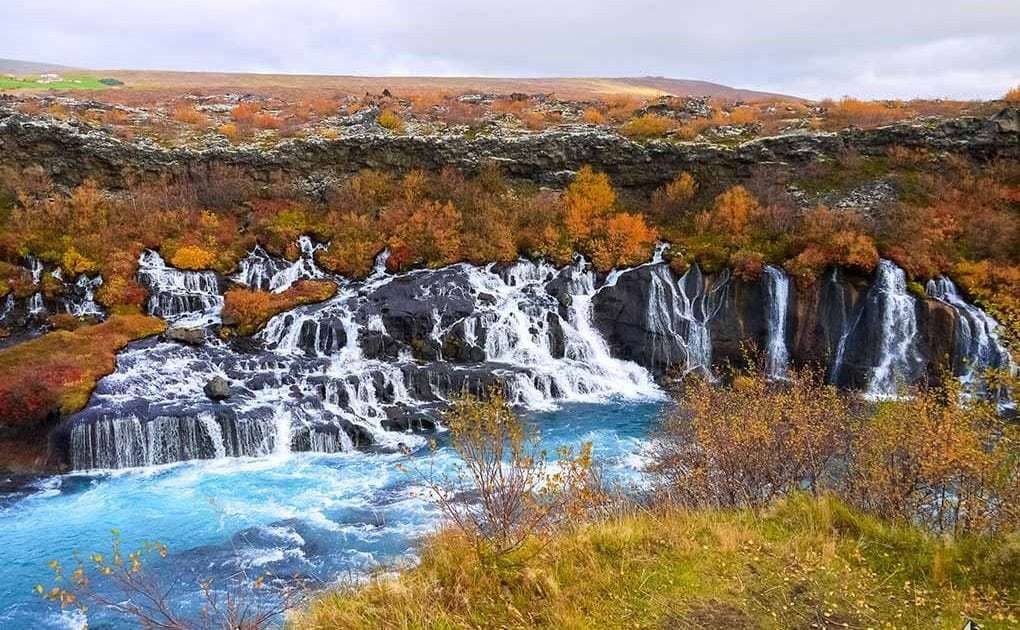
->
4;0;1018;99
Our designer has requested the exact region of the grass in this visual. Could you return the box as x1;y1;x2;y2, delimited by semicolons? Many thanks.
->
0;75;114;91
293;494;1019;629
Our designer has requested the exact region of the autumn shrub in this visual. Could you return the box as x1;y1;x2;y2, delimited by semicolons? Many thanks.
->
0;314;165;428
253;113;282;130
563;165;616;243
786;205;879;282
218;122;239;140
580;107;606;125
821;97;912;130
619;113;675;139
171;103;208;126
377;108;404;132
650;367;856;508
408;391;597;560
41;533;299;629
847;380;1020;535
382;198;463;270
221;280;337;336
318;212;384;278
1004;85;1020;103
100;108;130;126
168;245;216;270
589;212;657;270
230;102;261;125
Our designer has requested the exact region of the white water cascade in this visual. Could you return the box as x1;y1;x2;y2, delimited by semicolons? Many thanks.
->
927;276;1014;394
65;275;104;318
138;249;223;326
763;265;790;378
234;237;325;293
865;260;921;399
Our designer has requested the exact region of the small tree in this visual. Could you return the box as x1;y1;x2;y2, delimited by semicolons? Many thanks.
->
411;390;597;560
40;531;302;629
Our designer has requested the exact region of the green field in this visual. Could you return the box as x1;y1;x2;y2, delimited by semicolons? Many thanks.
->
0;75;116;90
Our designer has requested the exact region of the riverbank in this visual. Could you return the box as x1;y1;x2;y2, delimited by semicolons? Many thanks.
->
294;494;1020;629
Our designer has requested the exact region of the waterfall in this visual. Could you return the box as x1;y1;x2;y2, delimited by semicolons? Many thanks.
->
68;246;670;470
827;268;862;385
763;265;790;379
0;294;13;322
138;250;223;326
639;264;724;374
865;260;920;399
268;236;325;293
927;276;1015;399
27;293;46;316
233;245;287;291
64;275;104;318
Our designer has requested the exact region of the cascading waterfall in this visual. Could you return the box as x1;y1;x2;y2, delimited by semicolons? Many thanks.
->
268;236;325;293
234;237;325;293
0;293;13;322
67;246;666;470
64;275;104;318
138;249;223;326
927;276;1015;400
865;260;920;398
641;264;724;373
763;265;790;379
63;242;1013;471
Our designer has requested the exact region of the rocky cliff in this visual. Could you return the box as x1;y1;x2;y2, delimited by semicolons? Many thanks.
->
1;106;1017;192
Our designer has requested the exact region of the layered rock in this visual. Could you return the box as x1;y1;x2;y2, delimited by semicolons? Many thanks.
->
2;106;1017;192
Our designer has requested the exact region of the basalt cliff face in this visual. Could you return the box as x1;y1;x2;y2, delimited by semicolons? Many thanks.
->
1;105;1018;192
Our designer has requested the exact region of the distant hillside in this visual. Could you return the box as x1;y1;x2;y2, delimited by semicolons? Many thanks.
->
0;58;798;100
0;58;80;76
613;76;797;101
103;70;801;101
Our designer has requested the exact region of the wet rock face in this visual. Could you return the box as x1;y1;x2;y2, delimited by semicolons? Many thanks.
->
1;106;1016;192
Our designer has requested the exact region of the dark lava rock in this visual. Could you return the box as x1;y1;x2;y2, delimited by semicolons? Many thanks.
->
203;376;231;401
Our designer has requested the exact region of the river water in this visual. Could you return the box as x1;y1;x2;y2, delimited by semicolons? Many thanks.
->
0;400;663;629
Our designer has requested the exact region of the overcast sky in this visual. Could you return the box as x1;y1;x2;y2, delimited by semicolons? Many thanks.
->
4;0;1018;100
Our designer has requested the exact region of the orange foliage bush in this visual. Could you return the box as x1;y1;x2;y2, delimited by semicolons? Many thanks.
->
231;102;261;125
377;109;404;132
619;114;675;139
590;213;657;270
564;166;616;243
821;98;910;130
1004;85;1020;103
319;212;384;278
786;206;879;282
580;108;606;125
101;109;130;126
171;103;208;126
222;280;337;336
0;314;165;428
169;245;216;270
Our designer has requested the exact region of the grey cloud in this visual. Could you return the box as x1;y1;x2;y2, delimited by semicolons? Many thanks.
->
2;0;1018;99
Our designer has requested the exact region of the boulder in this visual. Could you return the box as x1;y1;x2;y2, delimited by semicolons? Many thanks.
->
203;376;231;401
165;326;205;345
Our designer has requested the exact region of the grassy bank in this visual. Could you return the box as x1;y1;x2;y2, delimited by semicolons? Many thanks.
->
294;494;1019;629
0;313;165;471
